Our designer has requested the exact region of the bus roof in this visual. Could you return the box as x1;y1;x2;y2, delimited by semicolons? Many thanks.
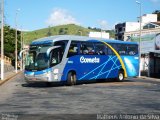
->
31;35;138;45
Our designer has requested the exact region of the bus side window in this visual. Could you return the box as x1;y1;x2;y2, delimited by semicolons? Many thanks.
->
94;43;107;55
127;45;138;55
67;41;78;57
50;48;63;67
118;44;127;55
107;43;115;55
54;40;68;55
80;42;95;55
80;43;88;54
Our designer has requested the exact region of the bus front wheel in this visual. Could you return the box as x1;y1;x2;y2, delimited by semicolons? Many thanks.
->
117;71;124;82
67;72;76;86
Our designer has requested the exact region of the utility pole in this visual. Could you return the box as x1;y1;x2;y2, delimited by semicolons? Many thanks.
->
15;9;20;73
1;0;4;80
20;27;23;71
136;1;142;77
101;29;103;38
22;32;25;70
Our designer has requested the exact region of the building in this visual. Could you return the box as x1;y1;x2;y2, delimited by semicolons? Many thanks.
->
89;32;109;39
115;14;160;78
124;27;160;76
115;14;157;40
115;22;140;40
141;14;157;23
124;22;160;53
143;21;160;29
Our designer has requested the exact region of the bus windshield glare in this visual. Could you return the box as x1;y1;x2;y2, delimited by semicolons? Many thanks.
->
25;43;64;71
25;44;52;71
25;51;49;71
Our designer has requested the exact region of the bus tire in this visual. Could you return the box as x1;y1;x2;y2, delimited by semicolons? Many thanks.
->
117;70;124;82
67;72;76;86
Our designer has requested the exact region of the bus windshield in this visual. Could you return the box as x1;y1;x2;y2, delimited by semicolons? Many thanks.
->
25;43;51;71
25;46;64;71
25;40;68;71
25;51;49;71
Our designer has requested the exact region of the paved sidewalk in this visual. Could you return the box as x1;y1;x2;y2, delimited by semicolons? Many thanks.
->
0;70;22;85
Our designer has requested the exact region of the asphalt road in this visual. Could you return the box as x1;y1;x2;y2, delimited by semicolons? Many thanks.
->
0;73;160;120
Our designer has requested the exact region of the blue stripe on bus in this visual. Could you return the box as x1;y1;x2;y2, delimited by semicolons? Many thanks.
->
31;40;53;45
61;55;121;81
121;56;139;77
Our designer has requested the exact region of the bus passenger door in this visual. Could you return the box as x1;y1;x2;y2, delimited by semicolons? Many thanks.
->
50;47;63;67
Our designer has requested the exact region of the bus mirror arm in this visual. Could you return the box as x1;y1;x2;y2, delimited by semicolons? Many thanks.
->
19;49;28;60
46;46;61;57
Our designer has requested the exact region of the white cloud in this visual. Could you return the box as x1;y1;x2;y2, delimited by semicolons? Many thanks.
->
17;28;30;32
98;20;108;30
46;8;80;26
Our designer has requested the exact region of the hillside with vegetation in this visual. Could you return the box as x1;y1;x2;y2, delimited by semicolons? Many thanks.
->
23;24;115;44
23;24;93;44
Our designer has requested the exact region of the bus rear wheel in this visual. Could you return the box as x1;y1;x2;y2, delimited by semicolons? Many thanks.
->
117;71;124;82
67;72;76;86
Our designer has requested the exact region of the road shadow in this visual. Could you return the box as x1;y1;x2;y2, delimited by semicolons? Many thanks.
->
21;79;135;88
21;82;66;88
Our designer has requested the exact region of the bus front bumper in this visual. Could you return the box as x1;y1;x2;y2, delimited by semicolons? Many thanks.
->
25;75;49;83
24;73;61;83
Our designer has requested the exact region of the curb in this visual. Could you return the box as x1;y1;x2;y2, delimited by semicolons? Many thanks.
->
0;71;22;86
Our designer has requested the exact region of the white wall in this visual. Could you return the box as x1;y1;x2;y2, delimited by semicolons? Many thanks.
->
125;22;140;32
141;14;157;23
124;14;157;32
89;32;109;39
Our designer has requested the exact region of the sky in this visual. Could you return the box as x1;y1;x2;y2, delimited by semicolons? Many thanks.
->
4;0;160;31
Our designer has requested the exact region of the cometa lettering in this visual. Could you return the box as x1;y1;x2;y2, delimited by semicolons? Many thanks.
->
80;56;100;63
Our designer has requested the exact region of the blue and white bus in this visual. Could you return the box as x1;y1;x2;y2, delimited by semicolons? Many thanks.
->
24;35;139;85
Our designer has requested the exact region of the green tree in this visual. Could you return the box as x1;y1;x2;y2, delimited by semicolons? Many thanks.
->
59;28;67;35
0;25;21;59
34;32;37;39
46;26;52;36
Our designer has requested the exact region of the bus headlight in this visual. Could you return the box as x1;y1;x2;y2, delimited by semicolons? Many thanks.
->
54;75;58;80
53;69;59;74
